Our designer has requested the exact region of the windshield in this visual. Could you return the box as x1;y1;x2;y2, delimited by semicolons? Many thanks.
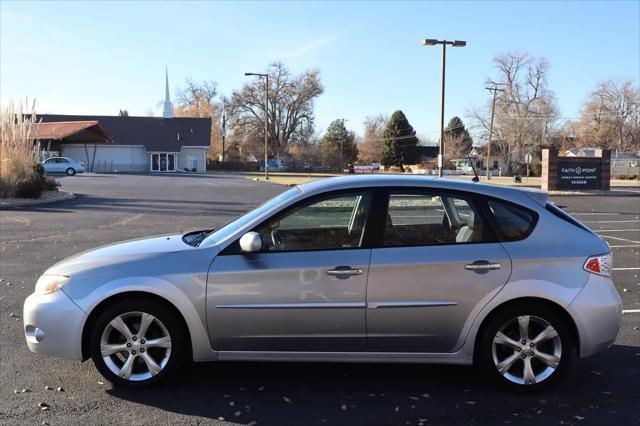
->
199;187;301;247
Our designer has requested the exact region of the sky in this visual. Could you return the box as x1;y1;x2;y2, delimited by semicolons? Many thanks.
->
1;0;639;141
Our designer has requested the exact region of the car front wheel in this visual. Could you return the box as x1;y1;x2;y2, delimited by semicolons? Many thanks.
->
65;168;76;176
89;299;185;387
476;304;572;391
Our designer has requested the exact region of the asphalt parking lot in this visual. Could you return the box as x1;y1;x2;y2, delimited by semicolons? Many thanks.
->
1;173;638;425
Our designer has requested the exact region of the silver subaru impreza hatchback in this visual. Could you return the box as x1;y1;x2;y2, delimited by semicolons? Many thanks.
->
24;175;621;390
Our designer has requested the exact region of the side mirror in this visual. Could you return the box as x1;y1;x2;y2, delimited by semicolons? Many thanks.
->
239;231;262;253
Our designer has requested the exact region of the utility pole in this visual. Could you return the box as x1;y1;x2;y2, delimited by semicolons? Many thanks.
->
422;38;466;177
485;84;504;180
221;110;226;162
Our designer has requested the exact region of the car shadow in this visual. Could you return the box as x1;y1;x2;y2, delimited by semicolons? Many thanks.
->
14;194;254;217
106;344;639;425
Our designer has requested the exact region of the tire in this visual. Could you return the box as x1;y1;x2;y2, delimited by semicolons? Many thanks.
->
476;303;573;391
66;168;76;176
89;298;186;388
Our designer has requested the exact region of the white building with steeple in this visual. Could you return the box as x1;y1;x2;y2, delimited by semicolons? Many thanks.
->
34;70;212;173
163;68;173;119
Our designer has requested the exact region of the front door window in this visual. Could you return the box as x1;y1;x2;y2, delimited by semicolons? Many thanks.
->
255;192;373;252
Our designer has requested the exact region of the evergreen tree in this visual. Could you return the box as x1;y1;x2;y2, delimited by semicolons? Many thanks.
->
320;119;358;170
444;116;473;159
381;110;419;167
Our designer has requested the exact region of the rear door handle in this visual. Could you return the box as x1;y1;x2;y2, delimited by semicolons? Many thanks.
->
326;266;363;277
465;261;501;271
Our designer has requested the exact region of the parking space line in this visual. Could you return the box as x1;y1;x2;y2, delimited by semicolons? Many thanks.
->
612;267;640;271
572;212;622;216
595;229;640;232
622;309;640;314
601;235;640;244
583;220;640;223
609;245;640;248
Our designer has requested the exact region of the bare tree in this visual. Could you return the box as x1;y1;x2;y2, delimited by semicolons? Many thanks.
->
227;62;323;156
471;52;558;174
174;79;223;160
578;79;640;153
357;114;388;164
177;79;218;109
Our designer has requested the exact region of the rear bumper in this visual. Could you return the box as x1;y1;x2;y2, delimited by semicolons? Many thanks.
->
568;274;622;358
23;290;86;360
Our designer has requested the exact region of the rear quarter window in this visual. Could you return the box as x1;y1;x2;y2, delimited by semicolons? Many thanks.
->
486;200;537;242
545;202;592;233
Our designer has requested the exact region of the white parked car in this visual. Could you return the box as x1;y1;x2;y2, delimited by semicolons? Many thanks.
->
42;157;85;176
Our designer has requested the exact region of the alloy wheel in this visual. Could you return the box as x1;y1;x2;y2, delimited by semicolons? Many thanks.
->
491;315;562;385
100;311;172;381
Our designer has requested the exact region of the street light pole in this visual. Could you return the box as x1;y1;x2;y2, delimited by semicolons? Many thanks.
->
422;38;466;177
439;42;447;178
244;72;270;180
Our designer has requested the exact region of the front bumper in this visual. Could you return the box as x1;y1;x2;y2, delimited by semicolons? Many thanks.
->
568;273;622;358
23;289;86;360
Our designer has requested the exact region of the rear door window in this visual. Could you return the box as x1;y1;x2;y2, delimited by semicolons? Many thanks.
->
486;200;537;241
384;191;492;246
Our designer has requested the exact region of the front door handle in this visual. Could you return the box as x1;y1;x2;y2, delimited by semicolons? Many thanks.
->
465;261;501;271
326;266;363;277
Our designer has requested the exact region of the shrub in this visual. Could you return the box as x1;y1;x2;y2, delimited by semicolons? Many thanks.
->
15;175;45;199
531;162;542;177
0;99;41;198
206;159;259;172
44;176;60;191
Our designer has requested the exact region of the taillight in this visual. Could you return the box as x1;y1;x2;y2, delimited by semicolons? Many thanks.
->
583;253;612;277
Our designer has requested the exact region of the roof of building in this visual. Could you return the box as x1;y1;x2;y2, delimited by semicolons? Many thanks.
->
417;145;439;158
612;152;639;159
37;114;211;152
36;121;110;143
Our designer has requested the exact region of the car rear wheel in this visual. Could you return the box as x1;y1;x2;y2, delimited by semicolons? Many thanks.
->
65;168;76;176
89;299;185;387
477;304;572;391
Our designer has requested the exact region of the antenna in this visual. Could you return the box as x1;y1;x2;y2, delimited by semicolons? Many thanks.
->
467;153;480;182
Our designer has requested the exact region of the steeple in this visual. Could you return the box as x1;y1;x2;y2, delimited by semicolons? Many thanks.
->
163;67;173;119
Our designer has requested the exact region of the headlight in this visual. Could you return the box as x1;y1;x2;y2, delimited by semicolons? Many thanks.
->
35;275;70;295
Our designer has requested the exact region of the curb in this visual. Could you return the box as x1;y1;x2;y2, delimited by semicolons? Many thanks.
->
0;191;76;209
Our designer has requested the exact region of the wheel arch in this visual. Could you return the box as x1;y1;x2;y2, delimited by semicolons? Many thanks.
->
81;291;193;362
472;297;580;362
